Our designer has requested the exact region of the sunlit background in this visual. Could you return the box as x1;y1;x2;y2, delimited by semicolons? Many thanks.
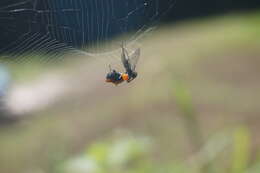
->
0;0;260;173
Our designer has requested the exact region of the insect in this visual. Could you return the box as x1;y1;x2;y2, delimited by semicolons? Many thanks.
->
106;44;140;85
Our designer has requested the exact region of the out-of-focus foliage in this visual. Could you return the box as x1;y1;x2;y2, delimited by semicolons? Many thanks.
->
51;78;257;173
55;127;255;173
57;134;190;173
231;128;251;173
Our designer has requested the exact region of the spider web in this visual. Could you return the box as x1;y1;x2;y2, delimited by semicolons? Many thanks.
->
0;0;176;63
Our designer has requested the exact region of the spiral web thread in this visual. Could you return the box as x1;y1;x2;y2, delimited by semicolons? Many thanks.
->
0;0;176;63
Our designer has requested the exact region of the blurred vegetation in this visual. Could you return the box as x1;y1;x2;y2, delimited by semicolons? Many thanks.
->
1;11;260;173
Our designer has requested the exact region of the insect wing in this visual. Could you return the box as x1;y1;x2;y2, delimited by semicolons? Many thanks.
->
121;45;131;73
129;48;140;71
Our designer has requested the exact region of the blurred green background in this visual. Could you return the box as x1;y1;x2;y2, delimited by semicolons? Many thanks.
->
0;11;260;173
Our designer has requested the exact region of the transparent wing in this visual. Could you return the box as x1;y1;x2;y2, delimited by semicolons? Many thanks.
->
129;48;140;71
121;44;132;73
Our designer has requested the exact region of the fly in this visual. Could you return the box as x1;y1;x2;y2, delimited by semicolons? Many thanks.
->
106;44;140;85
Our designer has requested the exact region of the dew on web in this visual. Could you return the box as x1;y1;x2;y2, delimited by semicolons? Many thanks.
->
0;0;176;63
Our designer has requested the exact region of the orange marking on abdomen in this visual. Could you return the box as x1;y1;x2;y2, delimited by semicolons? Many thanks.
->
122;73;129;81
